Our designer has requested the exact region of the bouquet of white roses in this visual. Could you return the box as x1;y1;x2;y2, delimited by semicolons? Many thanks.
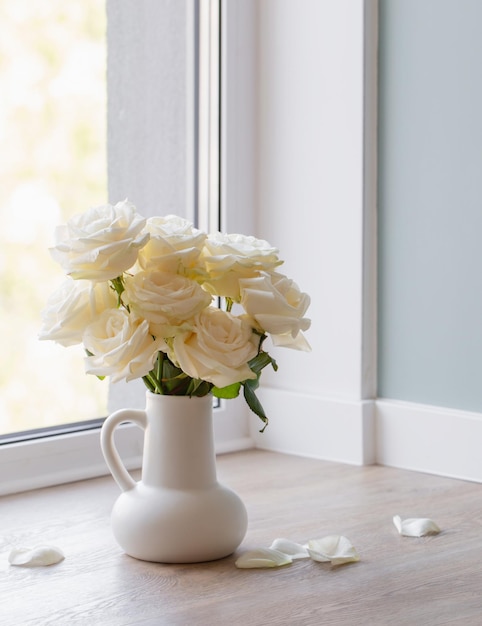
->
39;200;311;430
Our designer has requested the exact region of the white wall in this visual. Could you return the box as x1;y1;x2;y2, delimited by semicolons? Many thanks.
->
248;0;375;464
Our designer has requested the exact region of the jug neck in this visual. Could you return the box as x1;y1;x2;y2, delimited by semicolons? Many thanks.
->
142;392;217;490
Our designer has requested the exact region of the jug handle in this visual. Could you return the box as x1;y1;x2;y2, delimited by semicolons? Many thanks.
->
100;409;147;492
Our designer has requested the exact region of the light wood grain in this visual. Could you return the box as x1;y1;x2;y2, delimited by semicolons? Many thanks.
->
2;450;482;625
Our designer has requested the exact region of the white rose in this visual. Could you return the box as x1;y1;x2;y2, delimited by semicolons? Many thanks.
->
239;272;311;351
202;232;281;278
123;270;212;337
171;307;259;388
199;272;247;301
39;279;117;347
138;215;207;273
199;233;281;300
83;308;165;383
50;200;149;281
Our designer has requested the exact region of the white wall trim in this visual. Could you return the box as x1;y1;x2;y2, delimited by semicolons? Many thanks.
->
362;0;379;399
0;425;143;497
249;387;376;466
376;399;482;483
5;392;482;495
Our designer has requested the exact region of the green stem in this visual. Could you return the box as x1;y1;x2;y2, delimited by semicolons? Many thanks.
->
146;371;162;394
156;352;164;394
142;375;156;393
110;276;126;307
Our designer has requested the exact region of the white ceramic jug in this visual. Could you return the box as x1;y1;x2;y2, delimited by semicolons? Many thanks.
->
100;392;248;563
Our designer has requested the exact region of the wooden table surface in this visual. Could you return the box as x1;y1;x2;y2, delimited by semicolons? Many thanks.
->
1;449;482;625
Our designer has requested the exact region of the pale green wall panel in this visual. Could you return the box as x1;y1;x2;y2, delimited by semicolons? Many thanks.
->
378;0;482;410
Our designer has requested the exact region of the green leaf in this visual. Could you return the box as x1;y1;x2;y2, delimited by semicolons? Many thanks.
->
163;374;190;395
161;356;184;381
243;379;269;432
249;351;278;376
185;378;204;396
186;378;212;397
212;382;241;399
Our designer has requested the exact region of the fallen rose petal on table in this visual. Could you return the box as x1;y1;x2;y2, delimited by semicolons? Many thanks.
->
8;546;65;567
269;538;309;559
235;548;293;569
393;515;441;537
307;535;360;565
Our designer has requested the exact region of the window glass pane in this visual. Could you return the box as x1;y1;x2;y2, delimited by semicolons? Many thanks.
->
0;1;107;435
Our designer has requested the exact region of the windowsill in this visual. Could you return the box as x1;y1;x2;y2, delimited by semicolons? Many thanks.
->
2;449;482;624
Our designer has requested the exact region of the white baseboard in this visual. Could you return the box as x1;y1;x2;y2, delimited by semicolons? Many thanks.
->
376;399;482;482
249;387;376;465
249;389;482;484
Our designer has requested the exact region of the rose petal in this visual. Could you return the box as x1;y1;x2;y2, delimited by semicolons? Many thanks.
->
307;535;360;565
235;548;292;569
269;538;309;559
8;546;65;567
393;515;441;537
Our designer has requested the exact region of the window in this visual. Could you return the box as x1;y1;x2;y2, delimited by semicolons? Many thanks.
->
0;1;108;437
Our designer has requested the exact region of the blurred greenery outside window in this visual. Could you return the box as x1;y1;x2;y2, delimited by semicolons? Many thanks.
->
0;1;108;435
